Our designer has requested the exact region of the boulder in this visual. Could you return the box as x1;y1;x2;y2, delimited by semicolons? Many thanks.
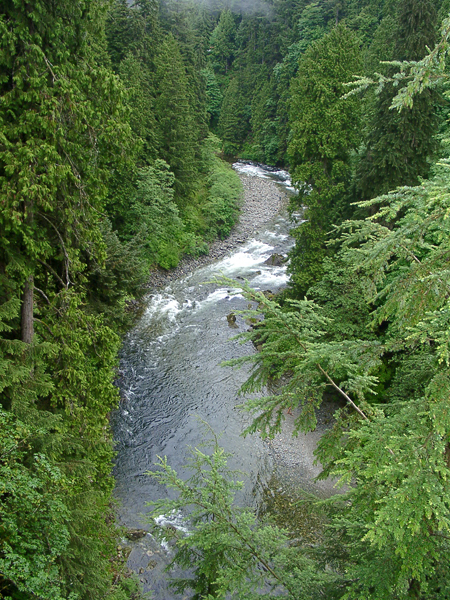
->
125;528;147;541
264;253;285;267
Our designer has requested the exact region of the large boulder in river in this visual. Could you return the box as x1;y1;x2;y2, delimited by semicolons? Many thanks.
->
264;253;285;267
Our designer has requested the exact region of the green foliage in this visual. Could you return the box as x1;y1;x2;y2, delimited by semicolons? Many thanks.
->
124;160;185;269
4;0;450;598
209;9;237;74
0;411;71;600
296;2;327;52
218;77;248;156
140;5;450;599
118;52;159;163
306;255;375;343
327;393;450;599
147;427;333;599
106;0;159;69
203;152;243;239
0;2;146;598
86;219;149;329
250;79;280;165
154;33;201;199
217;279;379;438
201;67;223;129
356;0;440;201
212;148;450;596
288;24;362;295
183;135;243;242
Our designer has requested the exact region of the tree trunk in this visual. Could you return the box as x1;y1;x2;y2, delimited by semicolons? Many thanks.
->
21;274;34;344
21;196;34;344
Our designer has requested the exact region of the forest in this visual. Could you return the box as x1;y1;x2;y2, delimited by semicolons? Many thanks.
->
1;0;450;598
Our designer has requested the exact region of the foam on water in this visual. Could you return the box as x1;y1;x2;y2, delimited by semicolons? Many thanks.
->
264;230;289;242
201;288;244;304
232;161;296;192
232;161;271;178
216;242;273;276
153;511;190;552
251;266;289;288
145;295;182;321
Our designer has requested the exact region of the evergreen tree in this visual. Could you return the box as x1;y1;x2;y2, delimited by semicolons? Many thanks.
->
118;51;159;162
154;33;200;200
124;160;187;269
201;149;450;597
147;429;331;599
296;1;327;52
287;24;362;296
357;0;440;200
201;67;223;129
106;0;161;165
160;1;209;147
0;1;138;597
251;78;279;164
218;77;248;156
209;9;238;74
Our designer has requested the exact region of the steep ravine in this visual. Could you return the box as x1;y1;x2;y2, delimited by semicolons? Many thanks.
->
113;162;340;598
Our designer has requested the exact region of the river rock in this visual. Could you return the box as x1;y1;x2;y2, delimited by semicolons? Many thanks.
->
125;528;147;541
264;253;285;266
227;312;238;328
147;171;289;290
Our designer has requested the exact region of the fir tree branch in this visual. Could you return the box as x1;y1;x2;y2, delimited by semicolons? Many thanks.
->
315;363;368;421
36;258;66;289
34;287;50;305
183;496;295;595
37;213;71;288
33;318;55;338
261;298;370;421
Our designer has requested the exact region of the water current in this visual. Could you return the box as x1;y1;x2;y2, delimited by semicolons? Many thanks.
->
112;163;324;596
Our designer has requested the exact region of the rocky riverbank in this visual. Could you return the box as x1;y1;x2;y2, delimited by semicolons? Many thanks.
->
148;173;288;288
117;163;342;597
145;168;342;497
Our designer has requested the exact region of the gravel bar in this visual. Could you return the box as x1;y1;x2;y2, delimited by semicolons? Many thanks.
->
148;174;287;288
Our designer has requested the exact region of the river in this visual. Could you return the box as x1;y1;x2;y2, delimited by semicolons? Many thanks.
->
112;162;333;597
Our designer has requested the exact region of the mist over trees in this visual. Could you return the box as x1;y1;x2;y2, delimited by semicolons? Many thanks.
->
2;0;450;598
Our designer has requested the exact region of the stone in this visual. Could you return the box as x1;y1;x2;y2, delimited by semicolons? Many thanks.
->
125;528;147;541
227;312;238;328
264;253;285;267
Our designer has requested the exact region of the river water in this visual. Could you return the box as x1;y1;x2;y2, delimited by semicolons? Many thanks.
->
112;163;313;596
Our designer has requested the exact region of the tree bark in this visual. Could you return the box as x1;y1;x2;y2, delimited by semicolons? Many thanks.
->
21;274;34;344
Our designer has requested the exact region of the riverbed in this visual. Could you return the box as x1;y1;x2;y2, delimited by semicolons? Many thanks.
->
112;162;339;597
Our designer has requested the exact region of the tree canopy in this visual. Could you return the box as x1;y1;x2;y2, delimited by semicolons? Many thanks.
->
2;0;450;598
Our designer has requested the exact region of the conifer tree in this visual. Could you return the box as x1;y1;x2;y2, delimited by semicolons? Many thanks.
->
251;79;279;164
154;33;200;200
201;67;223;129
106;0;161;164
287;24;362;296
357;0;440;200
0;1;137;597
209;9;237;74
218;77;247;156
